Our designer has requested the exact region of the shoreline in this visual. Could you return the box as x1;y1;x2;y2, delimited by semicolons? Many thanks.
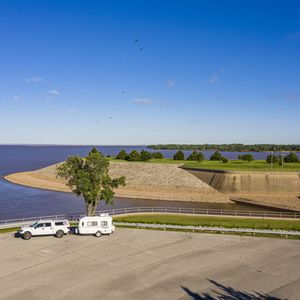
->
4;162;231;203
4;161;300;211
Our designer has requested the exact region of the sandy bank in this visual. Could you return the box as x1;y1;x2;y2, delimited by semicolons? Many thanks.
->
5;162;230;203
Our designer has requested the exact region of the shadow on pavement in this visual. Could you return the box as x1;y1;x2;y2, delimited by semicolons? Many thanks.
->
181;279;287;300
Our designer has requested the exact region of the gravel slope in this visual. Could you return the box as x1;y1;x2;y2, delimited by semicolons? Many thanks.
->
5;161;230;203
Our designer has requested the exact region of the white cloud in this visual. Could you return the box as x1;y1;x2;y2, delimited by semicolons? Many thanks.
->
24;76;44;83
68;108;77;113
133;98;153;105
44;96;53;104
287;32;300;40
208;73;219;85
166;79;176;87
11;93;24;102
47;89;59;96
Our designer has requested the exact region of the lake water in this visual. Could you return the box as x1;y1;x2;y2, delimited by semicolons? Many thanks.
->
0;145;296;219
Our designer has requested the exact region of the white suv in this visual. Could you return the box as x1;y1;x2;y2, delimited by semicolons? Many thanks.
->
19;219;70;240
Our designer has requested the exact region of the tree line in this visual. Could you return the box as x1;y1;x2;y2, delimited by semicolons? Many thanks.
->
115;149;300;164
148;144;300;152
115;150;164;161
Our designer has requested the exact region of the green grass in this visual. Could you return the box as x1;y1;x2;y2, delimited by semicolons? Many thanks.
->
109;157;300;172
113;214;300;231
0;227;20;234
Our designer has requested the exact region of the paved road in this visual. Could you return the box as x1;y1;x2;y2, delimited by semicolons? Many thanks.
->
0;229;299;299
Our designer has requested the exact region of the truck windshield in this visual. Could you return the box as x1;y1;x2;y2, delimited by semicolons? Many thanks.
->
29;222;38;227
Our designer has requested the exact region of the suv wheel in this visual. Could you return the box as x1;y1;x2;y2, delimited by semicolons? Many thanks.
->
23;231;32;240
55;230;64;238
95;231;102;238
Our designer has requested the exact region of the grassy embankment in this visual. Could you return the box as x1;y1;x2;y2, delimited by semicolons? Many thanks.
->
114;214;300;231
0;227;20;234
110;158;300;172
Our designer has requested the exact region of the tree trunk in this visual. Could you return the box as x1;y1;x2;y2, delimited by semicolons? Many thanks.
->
91;205;98;216
86;202;98;216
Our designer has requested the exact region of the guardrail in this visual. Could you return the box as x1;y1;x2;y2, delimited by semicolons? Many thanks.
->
1;207;300;229
93;207;300;219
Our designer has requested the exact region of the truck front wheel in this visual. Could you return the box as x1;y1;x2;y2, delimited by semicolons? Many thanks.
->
23;231;32;240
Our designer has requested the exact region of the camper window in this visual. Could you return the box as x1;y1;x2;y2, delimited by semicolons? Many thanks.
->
87;221;98;226
101;221;108;227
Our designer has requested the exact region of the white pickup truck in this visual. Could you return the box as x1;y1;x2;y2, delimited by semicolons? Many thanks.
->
19;219;70;240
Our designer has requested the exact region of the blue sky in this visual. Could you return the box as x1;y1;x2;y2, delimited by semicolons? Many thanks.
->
0;0;299;145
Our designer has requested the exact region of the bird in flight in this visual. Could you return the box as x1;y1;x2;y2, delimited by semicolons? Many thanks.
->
121;91;126;94
134;39;138;43
139;47;143;51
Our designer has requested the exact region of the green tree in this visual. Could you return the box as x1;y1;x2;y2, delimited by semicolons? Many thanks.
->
266;154;278;163
116;150;127;160
173;150;184;160
140;150;152;161
57;148;126;216
222;157;229;163
151;152;164;159
238;154;254;162
284;152;299;163
210;151;223;161
125;150;140;161
187;151;199;161
196;152;205;162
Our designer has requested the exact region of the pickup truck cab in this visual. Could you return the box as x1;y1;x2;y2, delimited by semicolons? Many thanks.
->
19;219;70;240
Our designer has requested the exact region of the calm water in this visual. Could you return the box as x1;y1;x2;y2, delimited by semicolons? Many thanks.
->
0;145;295;219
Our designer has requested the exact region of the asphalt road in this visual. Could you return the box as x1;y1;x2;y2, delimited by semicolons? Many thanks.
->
0;229;299;300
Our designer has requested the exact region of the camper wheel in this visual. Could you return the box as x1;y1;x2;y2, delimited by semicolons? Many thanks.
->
95;231;102;238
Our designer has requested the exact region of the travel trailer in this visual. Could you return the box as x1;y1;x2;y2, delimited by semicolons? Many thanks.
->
77;214;115;237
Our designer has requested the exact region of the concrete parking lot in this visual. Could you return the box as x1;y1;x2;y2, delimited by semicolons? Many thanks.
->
0;229;299;300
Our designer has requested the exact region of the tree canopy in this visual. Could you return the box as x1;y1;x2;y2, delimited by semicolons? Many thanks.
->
238;154;254;162
173;150;184;160
210;151;224;161
187;151;205;162
57;148;126;216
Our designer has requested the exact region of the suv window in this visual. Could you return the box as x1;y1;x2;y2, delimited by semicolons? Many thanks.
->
55;221;65;226
45;223;52;227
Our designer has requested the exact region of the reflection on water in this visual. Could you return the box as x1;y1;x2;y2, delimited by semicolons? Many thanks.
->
0;178;278;220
